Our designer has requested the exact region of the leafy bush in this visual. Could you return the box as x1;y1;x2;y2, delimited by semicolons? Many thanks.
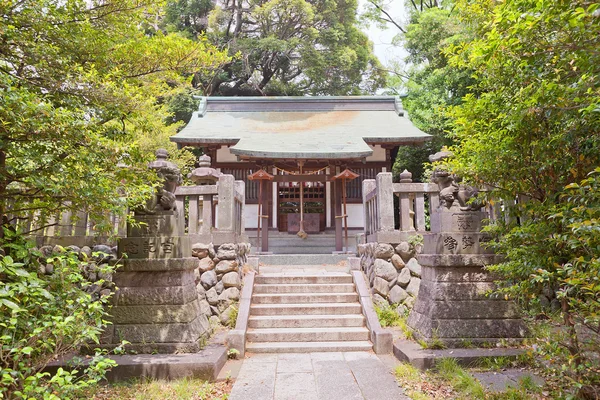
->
0;232;118;399
486;169;600;395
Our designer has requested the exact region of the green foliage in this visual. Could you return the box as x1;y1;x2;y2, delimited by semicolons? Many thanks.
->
444;0;600;394
227;304;239;329
374;302;402;327
363;1;477;181
394;355;542;400
200;0;386;96
0;234;117;398
475;356;514;371
447;0;600;197
163;0;214;38
227;348;240;360
418;331;446;350
484;170;600;392
0;0;230;232
87;378;230;400
394;362;421;382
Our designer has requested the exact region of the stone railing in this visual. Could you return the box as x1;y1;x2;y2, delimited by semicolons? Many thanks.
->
362;171;515;243
8;207;126;247
174;174;247;246
362;179;379;237
393;180;440;232
362;171;440;244
11;173;246;247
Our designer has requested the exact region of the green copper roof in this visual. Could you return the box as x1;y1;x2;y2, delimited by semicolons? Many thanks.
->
170;96;431;160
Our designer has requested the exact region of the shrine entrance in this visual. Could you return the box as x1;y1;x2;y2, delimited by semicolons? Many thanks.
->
277;181;326;233
275;166;328;234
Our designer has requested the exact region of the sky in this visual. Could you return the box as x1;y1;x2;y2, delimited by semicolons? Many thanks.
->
358;0;408;67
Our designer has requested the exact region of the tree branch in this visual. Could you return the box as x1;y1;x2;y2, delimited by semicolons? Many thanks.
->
367;0;406;33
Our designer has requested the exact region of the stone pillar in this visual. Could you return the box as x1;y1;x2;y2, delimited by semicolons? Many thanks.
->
217;174;235;232
376;172;394;231
103;150;209;353
407;210;527;347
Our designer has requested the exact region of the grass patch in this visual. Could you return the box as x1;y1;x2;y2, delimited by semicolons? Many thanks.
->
374;303;414;339
395;363;421;382
89;378;231;400
475;356;514;371
436;358;486;399
374;303;402;327
394;356;547;400
417;329;446;350
227;304;239;329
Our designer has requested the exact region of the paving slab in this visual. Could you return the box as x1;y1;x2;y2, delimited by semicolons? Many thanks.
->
344;352;409;400
473;369;545;393
275;372;319;400
229;356;277;400
277;353;313;373
313;359;364;400
228;352;409;400
394;339;525;370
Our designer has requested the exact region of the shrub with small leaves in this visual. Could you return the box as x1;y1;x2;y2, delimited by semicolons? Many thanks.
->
486;168;600;394
0;232;118;399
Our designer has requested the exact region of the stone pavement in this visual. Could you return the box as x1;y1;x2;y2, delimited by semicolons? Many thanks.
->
228;352;409;400
472;369;545;392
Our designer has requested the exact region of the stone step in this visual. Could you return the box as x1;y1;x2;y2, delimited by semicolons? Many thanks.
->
254;283;356;294
255;274;353;285
256;237;335;246
246;341;373;353
256;254;350;266
247;327;370;342
250;302;363;316
264;246;336;254
252;292;358;304
248;314;365;329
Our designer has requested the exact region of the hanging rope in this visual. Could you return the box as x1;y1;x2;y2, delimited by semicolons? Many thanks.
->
274;165;328;176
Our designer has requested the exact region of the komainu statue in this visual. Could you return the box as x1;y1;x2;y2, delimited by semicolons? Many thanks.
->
138;149;182;214
429;151;485;211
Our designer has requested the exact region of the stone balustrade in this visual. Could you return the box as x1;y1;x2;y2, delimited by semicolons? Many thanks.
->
359;166;527;347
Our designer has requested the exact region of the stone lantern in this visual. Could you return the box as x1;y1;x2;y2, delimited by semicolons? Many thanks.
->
189;155;221;185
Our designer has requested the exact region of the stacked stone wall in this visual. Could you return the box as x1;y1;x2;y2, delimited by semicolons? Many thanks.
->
192;242;251;327
358;240;424;315
36;244;116;299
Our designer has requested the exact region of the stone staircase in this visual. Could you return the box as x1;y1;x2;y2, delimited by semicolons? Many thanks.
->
248;231;357;255
245;273;372;353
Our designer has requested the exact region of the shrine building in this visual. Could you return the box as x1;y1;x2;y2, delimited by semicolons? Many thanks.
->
171;96;430;249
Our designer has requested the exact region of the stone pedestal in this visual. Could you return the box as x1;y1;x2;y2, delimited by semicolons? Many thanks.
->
407;212;527;347
102;212;209;353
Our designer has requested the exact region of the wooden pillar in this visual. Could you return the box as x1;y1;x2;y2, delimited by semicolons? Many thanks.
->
261;180;269;252
334;179;343;252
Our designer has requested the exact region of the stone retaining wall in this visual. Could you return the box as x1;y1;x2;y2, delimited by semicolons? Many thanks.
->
192;242;251;327
358;240;424;315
